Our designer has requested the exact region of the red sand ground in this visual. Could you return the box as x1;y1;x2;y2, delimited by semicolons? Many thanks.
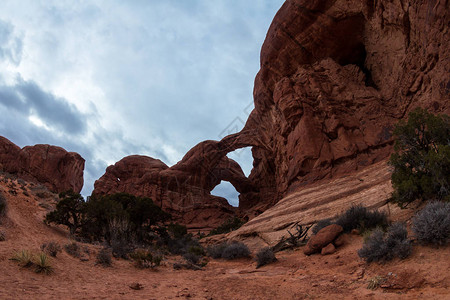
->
0;176;449;299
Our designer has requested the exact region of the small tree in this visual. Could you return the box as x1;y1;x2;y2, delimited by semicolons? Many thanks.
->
389;108;449;207
45;190;85;235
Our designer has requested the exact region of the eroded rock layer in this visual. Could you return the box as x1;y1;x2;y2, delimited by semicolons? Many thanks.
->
244;0;449;204
0;136;85;193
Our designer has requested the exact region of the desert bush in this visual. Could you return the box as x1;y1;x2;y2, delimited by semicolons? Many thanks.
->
335;205;388;233
311;218;333;235
64;242;81;258
45;190;85;235
81;193;171;243
41;241;62;257
129;249;162;269
34;252;53;275
11;250;34;268
221;242;251;260
163;231;205;256
208;217;245;236
358;223;412;263
187;245;206;256
0;192;7;218
255;247;277;268
0;230;5;241
183;252;201;265
96;248;112;267
389;108;450;207
168;223;188;239
206;242;228;259
108;218;135;259
367;276;386;290
412;201;450;246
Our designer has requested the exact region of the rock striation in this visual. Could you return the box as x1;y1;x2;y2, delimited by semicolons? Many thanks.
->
0;136;85;193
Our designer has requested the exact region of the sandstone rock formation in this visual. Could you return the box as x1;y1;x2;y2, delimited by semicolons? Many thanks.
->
0;136;85;193
94;0;449;228
244;0;450;206
92;141;257;229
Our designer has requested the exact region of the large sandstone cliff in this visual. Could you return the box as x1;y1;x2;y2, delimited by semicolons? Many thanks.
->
245;0;449;203
0;136;85;193
93;0;449;227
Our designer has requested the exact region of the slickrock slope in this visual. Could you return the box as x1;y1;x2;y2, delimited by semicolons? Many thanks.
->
0;136;84;193
221;161;404;249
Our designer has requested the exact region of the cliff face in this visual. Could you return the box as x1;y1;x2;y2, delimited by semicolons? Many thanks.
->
94;0;449;226
0;136;85;193
244;0;449;202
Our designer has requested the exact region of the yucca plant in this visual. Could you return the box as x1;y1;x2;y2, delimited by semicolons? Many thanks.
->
34;252;53;275
11;250;34;268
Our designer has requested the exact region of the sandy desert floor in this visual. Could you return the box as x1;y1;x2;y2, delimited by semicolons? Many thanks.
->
0;177;449;300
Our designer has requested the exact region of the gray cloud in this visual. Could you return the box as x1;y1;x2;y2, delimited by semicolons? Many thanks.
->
0;19;22;65
0;76;87;134
0;0;284;204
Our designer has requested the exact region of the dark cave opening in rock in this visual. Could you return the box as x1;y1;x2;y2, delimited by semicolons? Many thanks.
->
339;42;379;90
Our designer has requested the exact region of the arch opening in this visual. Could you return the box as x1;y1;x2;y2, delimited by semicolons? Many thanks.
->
211;180;240;207
226;146;253;177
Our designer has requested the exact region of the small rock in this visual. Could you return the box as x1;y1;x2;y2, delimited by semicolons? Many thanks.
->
129;283;144;290
333;234;346;247
351;229;360;235
321;243;336;255
356;268;365;279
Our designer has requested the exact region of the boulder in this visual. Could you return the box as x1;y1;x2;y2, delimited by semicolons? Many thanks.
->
0;136;84;193
304;224;343;255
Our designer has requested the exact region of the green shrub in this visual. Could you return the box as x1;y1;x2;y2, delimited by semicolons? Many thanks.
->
129;249;162;269
168;223;188;239
255;247;277;268
206;242;228;259
96;248;112;267
389;108;450;207
41;241;62;257
412;201;450;246
34;252;53;275
335;204;388;233
209;217;245;236
163;232;204;256
45;190;85;235
81;193;171;244
221;242;251;260
311;219;333;235
358;223;412;263
11;250;34;268
64;242;81;258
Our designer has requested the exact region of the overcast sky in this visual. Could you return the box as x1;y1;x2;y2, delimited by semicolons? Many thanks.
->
0;0;284;206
